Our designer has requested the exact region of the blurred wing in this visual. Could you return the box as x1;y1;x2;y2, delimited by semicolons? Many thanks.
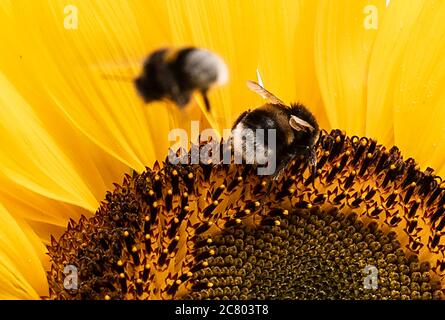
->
246;80;285;105
87;56;144;81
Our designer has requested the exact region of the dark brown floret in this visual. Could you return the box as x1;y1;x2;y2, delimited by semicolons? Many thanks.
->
46;130;445;300
186;208;442;300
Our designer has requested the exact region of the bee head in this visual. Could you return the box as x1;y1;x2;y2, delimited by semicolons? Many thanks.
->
134;75;164;103
288;103;320;146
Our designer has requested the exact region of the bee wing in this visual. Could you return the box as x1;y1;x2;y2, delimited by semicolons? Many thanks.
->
89;56;143;72
289;115;316;132
246;80;285;105
86;56;144;82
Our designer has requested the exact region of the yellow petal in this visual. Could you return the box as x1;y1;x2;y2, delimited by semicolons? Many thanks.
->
0;1;173;172
248;1;329;128
15;219;52;274
391;1;445;176
315;0;386;136
366;0;424;145
0;5;132;213
0;177;89;228
0;0;326;176
0;203;47;299
165;0;260;129
0;73;98;211
164;0;328;130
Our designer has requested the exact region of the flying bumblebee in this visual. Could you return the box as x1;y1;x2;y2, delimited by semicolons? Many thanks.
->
231;80;319;177
134;47;228;111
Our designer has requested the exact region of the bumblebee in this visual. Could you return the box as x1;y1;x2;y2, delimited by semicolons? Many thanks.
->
231;80;319;177
134;47;228;111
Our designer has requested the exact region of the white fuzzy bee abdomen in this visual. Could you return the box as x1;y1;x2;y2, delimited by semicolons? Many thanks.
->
184;49;229;88
231;123;274;166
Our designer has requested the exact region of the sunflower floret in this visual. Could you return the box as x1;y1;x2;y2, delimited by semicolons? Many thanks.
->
47;130;445;300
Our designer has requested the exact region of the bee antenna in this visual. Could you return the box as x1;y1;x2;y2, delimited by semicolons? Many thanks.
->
256;68;264;87
246;80;285;105
101;74;134;82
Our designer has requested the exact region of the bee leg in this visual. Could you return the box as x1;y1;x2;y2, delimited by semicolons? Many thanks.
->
293;145;317;183
307;147;317;176
303;146;318;188
171;90;192;108
268;152;295;180
201;89;211;111
265;177;275;195
271;162;287;180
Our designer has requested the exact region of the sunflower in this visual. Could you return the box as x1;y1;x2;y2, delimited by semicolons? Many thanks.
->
1;0;445;300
